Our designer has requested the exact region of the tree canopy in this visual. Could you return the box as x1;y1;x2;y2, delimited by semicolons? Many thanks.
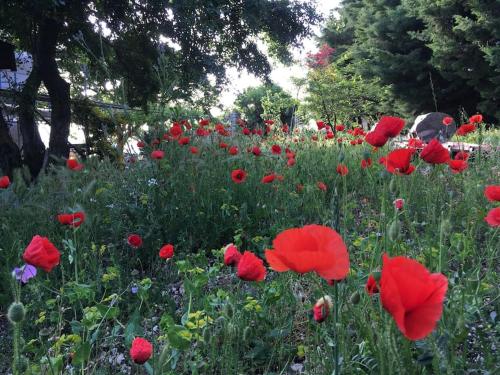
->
0;0;320;177
320;0;500;122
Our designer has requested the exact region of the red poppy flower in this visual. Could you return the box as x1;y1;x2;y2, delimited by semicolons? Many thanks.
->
311;135;318;141
381;148;416;175
264;119;274;125
456;124;476;136
261;174;276;184
189;146;198;154
420;139;450;164
224;244;242;266
219;142;228;149
380;254;448;340
442;117;453;126
296;184;304;193
265;225;350;281
57;212;85;228
159;244;174;259
0;175;10;189
237;251;266;281
361;158;372;169
271;145;281;154
469;114;483;124
151;150;165;160
336;164;348;176
127;234;143;248
326;131;334;139
228;146;238;155
485;207;500;227
130;337;153;364
317;181;327;191
67;159;84;171
178;137;190;146
366;274;380;295
454;151;469;161
243;128;251;136
196;128;210;136
251;146;262;156
169;124;183;138
199;118;210;126
313;296;333;323
282;124;289;133
23;235;61;272
365;130;389;147
335;124;345;132
448;159;468;174
393;198;404;210
377;116;406;138
407;138;424;149
137;141;145;148
231;169;247;184
316;121;326;130
484;185;500;202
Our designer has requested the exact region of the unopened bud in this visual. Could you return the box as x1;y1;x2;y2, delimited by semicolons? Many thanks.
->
313;296;333;323
350;291;360;304
388;219;401;241
8;302;26;324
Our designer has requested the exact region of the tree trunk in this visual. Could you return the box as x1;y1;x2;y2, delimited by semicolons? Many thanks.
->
18;66;45;178
0;107;22;178
38;18;70;161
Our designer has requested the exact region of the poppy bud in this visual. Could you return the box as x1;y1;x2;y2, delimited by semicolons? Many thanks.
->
8;302;26;324
389;178;397;194
440;219;452;239
313;296;333;323
388;219;401;241
349;291;360;304
243;326;251;341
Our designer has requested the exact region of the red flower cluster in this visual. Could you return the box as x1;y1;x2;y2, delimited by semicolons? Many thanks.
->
484;185;500;227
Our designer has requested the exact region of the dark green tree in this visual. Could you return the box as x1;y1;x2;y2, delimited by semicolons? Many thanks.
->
0;0;319;176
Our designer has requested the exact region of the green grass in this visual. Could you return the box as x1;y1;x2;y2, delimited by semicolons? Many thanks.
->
0;125;498;374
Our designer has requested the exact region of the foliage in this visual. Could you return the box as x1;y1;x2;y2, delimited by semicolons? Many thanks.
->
0;119;498;374
321;0;500;121
303;63;393;124
235;84;297;127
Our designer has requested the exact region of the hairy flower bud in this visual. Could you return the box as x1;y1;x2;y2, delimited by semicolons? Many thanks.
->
8;302;26;324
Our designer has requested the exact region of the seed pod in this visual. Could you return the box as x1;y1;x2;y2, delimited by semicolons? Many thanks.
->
388;219;401;242
349;291;360;305
8;302;26;324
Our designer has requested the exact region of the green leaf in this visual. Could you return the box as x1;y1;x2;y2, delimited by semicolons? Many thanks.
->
72;341;91;366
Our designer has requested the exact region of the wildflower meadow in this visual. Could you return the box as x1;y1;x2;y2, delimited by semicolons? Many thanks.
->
1;1;500;374
1;115;499;374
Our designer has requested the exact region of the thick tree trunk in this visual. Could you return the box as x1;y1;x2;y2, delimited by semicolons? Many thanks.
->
0;107;22;178
18;67;45;177
38;18;70;160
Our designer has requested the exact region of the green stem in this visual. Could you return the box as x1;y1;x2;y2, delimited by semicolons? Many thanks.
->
40;337;56;375
333;281;340;375
13;323;20;375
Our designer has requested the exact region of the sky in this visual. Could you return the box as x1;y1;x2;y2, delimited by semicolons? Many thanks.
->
217;0;341;111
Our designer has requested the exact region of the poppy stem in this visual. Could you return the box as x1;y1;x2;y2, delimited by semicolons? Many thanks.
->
333;281;340;375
